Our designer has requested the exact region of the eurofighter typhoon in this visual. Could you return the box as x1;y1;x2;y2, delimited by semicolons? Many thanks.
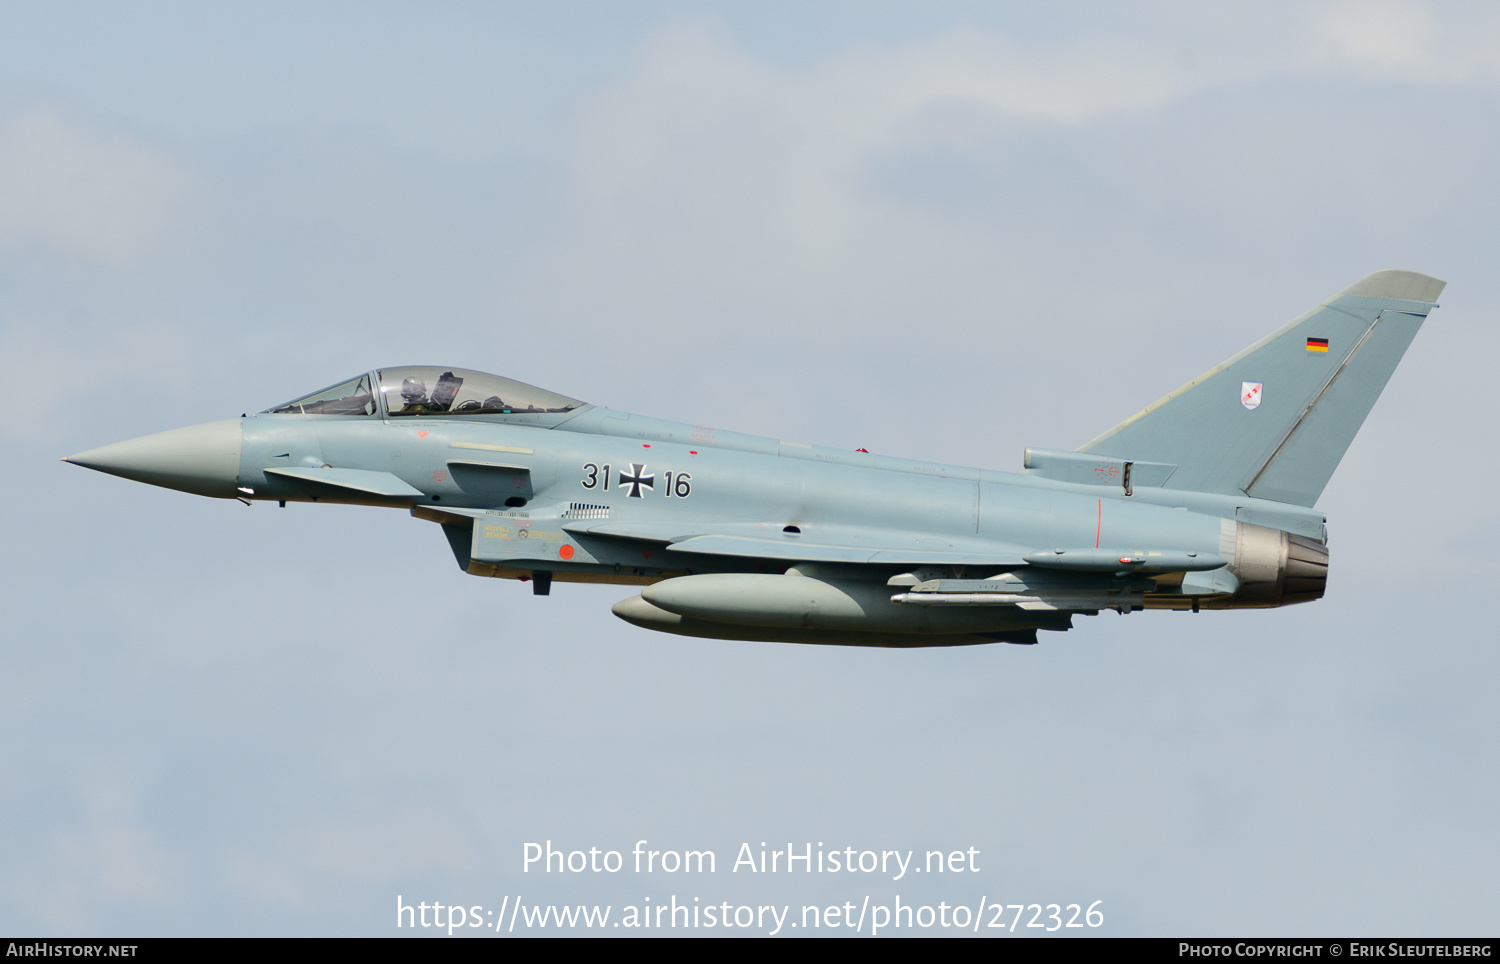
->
65;270;1442;646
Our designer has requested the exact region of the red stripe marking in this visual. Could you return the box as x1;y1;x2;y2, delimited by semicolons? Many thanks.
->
1096;499;1102;548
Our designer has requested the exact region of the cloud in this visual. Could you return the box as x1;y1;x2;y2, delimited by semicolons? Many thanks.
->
570;21;1190;264
499;20;1205;441
1308;0;1500;83
0;110;201;270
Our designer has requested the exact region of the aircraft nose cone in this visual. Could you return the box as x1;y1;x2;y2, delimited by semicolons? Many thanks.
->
64;419;244;498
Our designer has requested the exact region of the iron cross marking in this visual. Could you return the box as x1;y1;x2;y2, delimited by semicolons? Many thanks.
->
620;463;654;498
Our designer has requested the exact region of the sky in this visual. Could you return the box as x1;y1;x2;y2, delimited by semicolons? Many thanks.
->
1;0;1497;937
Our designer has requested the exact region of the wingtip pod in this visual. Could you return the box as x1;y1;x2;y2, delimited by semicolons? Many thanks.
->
1335;269;1445;304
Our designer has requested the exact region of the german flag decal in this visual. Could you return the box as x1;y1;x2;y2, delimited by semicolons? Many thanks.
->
1306;337;1330;352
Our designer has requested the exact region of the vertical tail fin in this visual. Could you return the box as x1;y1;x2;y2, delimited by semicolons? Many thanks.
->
1079;270;1444;506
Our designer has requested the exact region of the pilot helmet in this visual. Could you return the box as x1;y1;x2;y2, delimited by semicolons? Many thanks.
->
400;377;428;403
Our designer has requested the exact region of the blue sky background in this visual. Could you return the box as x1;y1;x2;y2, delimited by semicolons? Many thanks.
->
1;1;1496;936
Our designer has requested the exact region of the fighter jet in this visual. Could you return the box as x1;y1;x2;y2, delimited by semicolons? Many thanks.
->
64;270;1442;647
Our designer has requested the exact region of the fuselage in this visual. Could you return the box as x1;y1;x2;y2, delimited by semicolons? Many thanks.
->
64;366;1331;646
67;267;1446;647
243;404;1233;569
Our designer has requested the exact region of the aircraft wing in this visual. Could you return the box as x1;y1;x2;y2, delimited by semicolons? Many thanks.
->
418;511;1230;580
662;535;1028;566
564;520;1030;567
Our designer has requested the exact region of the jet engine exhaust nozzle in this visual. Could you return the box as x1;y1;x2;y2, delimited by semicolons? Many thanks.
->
1281;533;1330;605
1230;522;1329;607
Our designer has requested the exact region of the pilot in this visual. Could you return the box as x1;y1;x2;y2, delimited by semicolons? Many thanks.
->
399;377;430;413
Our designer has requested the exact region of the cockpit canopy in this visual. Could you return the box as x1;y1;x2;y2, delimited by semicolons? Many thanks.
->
269;374;375;415
267;368;583;418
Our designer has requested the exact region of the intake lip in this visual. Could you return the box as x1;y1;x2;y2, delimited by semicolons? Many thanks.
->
64;419;244;499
